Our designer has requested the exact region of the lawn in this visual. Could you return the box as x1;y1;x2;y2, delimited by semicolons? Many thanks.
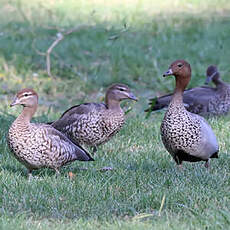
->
0;0;230;229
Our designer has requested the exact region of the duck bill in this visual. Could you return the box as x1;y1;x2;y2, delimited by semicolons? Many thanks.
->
163;68;173;77
204;71;217;85
204;76;212;85
128;92;138;101
10;97;20;107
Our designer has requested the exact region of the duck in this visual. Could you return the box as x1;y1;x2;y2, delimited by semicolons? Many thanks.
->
51;83;137;152
145;65;230;116
204;65;230;115
160;60;219;168
7;88;94;178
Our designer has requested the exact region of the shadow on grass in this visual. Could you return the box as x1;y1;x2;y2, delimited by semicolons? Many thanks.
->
1;153;97;178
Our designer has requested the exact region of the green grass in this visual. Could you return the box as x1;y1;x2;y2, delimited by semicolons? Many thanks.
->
0;0;230;229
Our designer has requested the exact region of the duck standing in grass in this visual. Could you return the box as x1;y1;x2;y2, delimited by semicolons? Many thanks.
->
145;65;230;116
51;83;138;153
8;88;94;178
160;60;219;168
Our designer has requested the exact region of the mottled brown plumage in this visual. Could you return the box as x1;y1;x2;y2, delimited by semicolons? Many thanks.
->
51;84;137;152
146;65;230;116
160;60;219;168
7;88;94;178
203;65;230;115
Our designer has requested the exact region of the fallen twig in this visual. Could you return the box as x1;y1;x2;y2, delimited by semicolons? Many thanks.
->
45;25;92;78
13;1;94;78
46;32;64;77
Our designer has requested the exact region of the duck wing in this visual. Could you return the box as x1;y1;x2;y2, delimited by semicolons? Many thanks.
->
188;113;219;159
37;124;94;162
51;102;106;130
184;87;217;114
145;86;217;114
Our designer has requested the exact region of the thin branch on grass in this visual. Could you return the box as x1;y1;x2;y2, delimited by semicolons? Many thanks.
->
46;32;64;78
13;2;96;78
45;25;91;78
158;194;166;216
31;24;93;78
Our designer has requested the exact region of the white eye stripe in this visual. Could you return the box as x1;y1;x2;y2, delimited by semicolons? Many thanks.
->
117;87;127;91
20;93;33;98
23;92;32;96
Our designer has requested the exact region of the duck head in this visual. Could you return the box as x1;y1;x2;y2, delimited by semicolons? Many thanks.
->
105;83;138;109
10;88;38;108
205;65;220;85
163;60;191;92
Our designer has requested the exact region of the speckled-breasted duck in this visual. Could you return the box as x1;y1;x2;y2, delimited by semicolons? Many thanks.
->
7;88;94;178
203;65;230;115
145;65;230;116
51;83;137;152
160;60;219;168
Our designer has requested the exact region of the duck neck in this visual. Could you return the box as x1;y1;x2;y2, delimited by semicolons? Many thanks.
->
16;105;37;125
106;98;122;111
171;88;183;105
171;75;190;106
213;74;225;87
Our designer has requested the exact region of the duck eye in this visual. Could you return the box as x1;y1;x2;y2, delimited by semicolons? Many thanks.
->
24;93;29;97
118;88;125;91
177;63;183;68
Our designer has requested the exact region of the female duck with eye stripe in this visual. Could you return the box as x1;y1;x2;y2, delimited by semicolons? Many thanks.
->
160;60;219;168
8;88;94;178
51;83;138;153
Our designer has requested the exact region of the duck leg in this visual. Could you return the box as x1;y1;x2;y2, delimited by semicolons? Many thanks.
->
55;168;60;176
175;154;183;170
28;169;33;181
204;159;210;169
178;164;183;170
93;146;97;154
